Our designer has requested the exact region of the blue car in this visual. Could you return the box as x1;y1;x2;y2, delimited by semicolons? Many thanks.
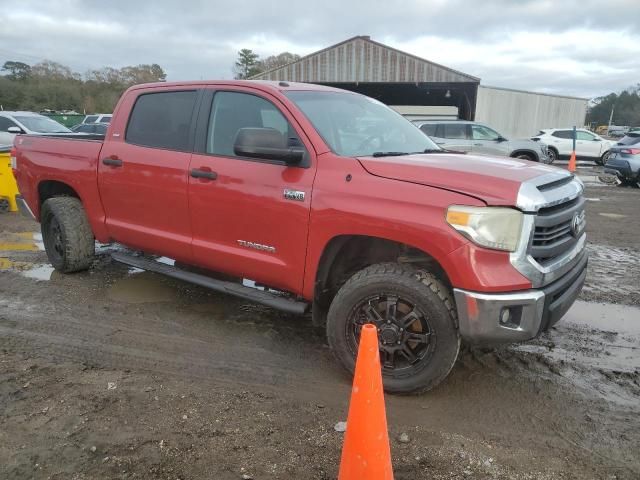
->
604;133;640;187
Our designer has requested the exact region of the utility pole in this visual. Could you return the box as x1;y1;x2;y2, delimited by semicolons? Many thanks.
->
607;104;615;136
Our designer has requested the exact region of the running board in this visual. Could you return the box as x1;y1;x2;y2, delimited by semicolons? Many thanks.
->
111;252;309;315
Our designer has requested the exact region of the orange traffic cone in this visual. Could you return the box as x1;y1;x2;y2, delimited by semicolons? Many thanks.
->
338;324;394;480
568;150;577;173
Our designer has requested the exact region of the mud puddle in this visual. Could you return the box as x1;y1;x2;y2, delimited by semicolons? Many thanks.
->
513;300;640;407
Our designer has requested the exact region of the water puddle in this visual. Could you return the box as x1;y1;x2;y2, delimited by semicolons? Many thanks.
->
21;265;55;281
107;271;179;304
0;231;43;252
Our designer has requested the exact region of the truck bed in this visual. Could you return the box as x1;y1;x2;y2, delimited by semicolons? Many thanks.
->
14;134;106;227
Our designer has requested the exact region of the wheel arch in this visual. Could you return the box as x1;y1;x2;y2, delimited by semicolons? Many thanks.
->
310;234;452;325
510;149;539;161
38;179;81;206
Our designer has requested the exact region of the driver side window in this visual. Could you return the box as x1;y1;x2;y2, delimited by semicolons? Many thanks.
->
0;117;19;131
472;125;500;140
206;91;302;157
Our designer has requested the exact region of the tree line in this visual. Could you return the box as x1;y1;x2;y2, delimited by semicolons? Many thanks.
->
233;49;300;79
0;60;167;113
586;85;640;127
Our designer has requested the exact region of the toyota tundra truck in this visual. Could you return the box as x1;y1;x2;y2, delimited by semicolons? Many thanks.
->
11;80;588;393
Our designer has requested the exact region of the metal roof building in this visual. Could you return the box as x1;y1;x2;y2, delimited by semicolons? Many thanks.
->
251;36;588;138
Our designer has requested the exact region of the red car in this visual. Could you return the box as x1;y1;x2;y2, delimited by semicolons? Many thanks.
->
12;80;588;393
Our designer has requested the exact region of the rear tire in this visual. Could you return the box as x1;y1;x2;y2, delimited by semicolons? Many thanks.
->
41;197;95;273
326;263;460;394
546;148;558;163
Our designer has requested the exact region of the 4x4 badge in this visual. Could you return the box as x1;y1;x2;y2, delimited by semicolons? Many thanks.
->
283;189;305;202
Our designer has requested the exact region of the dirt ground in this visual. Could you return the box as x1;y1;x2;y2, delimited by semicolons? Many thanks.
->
1;171;639;479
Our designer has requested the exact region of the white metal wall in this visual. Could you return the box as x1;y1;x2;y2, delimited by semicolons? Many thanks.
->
475;86;588;139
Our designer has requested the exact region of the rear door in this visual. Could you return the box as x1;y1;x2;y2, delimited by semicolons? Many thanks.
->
440;123;473;152
98;88;200;263
187;87;316;294
548;130;573;155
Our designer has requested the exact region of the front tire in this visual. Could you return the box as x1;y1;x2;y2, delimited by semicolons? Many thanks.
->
326;263;460;394
41;197;95;273
597;151;610;166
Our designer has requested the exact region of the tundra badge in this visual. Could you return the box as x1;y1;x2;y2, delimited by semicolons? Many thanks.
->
237;240;276;253
284;189;305;202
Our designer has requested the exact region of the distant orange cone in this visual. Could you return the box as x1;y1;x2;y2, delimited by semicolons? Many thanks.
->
568;150;577;172
338;324;394;480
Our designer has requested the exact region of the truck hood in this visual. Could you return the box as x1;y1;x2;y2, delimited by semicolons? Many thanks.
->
357;153;562;206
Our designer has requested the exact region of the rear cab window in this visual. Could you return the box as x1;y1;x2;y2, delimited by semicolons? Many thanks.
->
125;90;198;151
419;124;437;136
84;115;98;123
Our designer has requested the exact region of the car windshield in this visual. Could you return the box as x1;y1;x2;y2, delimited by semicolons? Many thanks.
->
15;115;71;133
285;91;440;157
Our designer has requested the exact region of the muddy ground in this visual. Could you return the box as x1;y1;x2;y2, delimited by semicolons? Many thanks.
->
1;172;639;479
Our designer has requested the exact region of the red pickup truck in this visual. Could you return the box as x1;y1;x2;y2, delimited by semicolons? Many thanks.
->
12;80;588;393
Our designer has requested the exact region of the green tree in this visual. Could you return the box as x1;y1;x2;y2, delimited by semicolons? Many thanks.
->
234;49;260;79
256;52;300;72
1;61;31;81
587;85;640;127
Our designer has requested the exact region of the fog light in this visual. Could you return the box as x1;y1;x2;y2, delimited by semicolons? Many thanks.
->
500;308;511;325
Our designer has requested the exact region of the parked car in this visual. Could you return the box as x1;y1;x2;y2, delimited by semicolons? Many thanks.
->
414;120;550;163
604;132;640;187
71;123;108;135
12;80;587;394
532;128;615;164
0;111;72;145
82;114;112;124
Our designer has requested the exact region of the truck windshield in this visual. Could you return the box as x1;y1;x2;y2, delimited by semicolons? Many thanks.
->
15;115;71;133
285;91;440;157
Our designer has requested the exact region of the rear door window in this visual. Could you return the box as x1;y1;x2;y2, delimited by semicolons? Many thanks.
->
443;124;468;139
552;130;572;139
126;90;197;151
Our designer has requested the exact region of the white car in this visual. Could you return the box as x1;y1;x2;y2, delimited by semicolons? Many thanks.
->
82;113;112;124
533;128;615;165
0;111;72;145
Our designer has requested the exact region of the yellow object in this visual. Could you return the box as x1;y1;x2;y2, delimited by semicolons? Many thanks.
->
0;148;19;212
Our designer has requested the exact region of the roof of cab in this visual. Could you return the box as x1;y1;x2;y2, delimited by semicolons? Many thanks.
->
128;80;349;94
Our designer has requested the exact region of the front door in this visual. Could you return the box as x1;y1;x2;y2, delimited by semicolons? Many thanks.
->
575;130;603;158
98;89;199;262
470;124;508;156
187;88;316;294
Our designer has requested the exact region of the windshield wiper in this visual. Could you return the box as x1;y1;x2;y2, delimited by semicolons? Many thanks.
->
372;151;410;157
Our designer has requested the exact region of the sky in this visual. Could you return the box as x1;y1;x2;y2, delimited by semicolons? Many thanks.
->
0;0;638;99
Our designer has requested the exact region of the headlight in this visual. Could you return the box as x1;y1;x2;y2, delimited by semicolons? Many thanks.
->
446;205;523;252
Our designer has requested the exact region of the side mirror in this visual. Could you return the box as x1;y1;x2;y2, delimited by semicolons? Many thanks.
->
7;126;23;134
495;136;507;142
233;127;304;165
593;138;601;141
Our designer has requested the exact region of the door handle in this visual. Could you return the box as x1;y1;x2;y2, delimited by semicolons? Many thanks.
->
473;143;483;146
102;157;123;167
190;168;217;180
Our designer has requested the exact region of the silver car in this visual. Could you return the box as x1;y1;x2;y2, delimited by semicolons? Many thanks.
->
414;120;551;163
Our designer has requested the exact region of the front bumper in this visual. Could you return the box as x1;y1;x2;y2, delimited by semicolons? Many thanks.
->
15;194;36;220
454;253;588;344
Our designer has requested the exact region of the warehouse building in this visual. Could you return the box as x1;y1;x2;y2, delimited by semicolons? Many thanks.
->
251;36;588;139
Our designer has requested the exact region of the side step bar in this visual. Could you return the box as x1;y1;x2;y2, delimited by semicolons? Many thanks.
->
111;252;309;315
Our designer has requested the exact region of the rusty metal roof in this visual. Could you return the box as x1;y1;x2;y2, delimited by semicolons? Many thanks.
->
250;36;479;83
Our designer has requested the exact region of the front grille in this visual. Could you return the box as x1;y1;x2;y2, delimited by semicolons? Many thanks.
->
530;196;585;265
